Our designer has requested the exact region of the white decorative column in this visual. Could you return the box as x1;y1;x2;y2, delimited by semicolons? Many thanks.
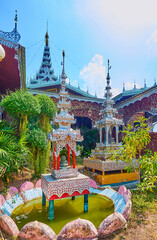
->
109;126;112;143
99;127;102;144
116;125;119;144
106;125;109;144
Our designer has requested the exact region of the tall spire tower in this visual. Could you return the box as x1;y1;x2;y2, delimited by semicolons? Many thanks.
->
30;28;57;84
95;59;123;145
51;50;83;171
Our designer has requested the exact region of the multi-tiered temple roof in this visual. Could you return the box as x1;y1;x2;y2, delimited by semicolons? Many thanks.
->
30;31;57;84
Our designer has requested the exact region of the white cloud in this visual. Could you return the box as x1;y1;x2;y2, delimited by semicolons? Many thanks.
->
80;54;120;98
73;80;79;87
146;31;157;45
112;88;120;97
76;0;157;39
80;54;106;98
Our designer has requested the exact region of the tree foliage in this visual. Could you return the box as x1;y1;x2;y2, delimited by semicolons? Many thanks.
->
0;90;56;179
0;90;40;136
0;130;29;179
79;127;99;157
36;94;56;118
111;117;157;191
36;94;56;134
1;90;40;118
27;128;49;176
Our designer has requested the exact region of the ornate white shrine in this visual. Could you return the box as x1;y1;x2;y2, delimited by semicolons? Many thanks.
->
41;51;90;220
50;50;83;170
84;60;139;185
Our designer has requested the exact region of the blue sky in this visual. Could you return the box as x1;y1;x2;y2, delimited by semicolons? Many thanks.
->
1;0;157;97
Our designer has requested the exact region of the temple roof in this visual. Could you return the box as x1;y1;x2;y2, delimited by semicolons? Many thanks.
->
27;80;95;98
29;30;57;84
113;80;156;104
0;11;21;49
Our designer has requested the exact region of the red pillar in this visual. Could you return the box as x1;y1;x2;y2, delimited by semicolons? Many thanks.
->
53;146;56;170
73;151;75;169
57;155;60;170
67;144;70;166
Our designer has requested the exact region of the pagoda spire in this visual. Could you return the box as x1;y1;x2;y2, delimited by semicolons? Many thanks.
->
105;59;112;99
61;50;67;84
14;10;18;32
30;31;57;84
45;22;49;46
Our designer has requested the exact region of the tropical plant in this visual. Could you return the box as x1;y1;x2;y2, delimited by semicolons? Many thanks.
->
27;94;57;176
0;131;29;180
111;117;157;191
139;150;157;191
36;94;56;133
27;128;49;176
0;91;56;179
0;90;40;136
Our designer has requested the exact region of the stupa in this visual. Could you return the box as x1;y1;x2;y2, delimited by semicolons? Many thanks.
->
84;60;139;185
41;51;90;220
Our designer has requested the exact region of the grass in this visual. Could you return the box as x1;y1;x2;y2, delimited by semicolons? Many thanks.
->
131;187;157;216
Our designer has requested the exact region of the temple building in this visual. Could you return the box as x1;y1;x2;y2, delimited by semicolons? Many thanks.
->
27;31;102;129
1;13;157;135
113;80;150;105
27;30;157;132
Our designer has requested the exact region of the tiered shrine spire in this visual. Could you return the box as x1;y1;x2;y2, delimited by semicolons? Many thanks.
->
51;50;83;170
54;50;76;129
96;59;123;145
30;30;57;84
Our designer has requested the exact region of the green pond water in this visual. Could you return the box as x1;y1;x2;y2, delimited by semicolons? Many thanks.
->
12;194;114;234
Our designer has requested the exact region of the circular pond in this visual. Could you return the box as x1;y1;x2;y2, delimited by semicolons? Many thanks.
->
12;194;114;234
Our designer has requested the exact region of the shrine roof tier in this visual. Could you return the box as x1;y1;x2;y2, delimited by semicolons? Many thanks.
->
96;116;123;128
55;113;76;124
57;100;71;109
51;128;83;142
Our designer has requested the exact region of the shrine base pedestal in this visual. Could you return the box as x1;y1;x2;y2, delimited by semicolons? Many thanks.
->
41;173;90;221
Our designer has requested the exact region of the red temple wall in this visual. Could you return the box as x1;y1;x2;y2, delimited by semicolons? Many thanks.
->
118;93;157;124
0;45;20;94
146;132;157;154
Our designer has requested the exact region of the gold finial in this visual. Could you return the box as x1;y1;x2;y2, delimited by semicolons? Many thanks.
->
45;31;49;46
